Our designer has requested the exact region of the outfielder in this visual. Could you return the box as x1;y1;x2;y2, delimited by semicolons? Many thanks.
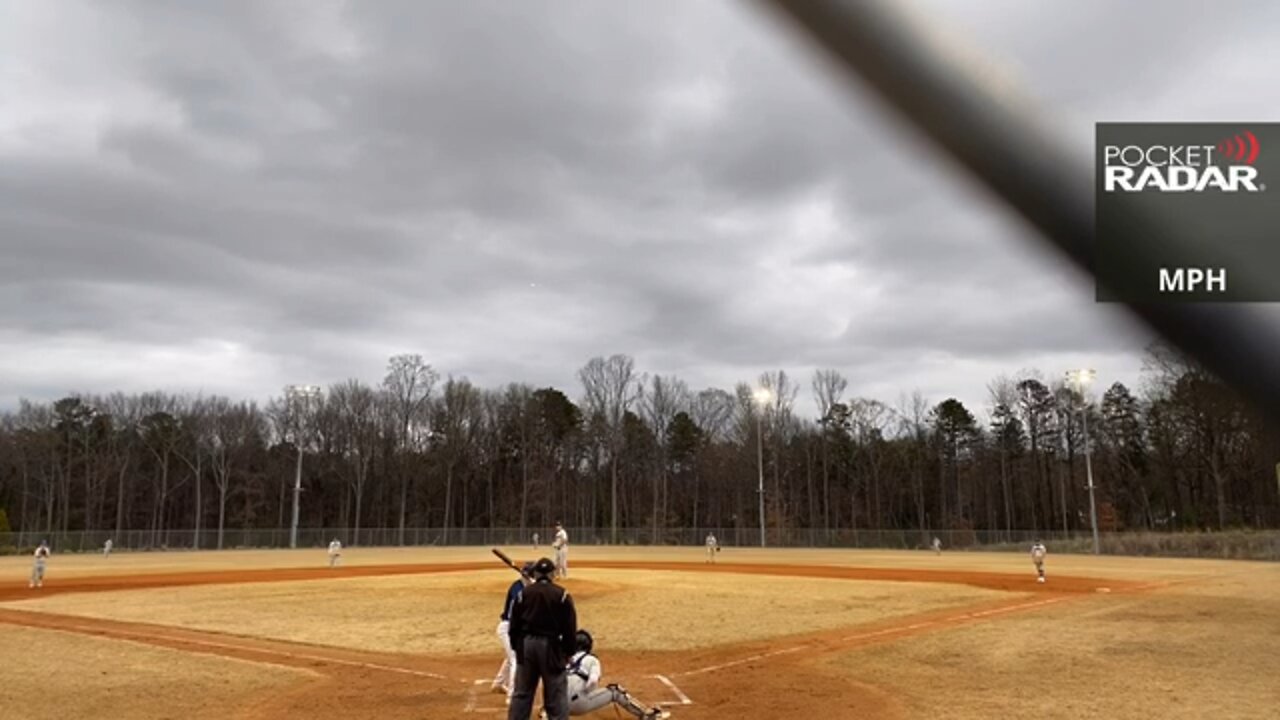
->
932;536;942;555
29;540;50;589
1031;539;1047;583
532;532;540;549
540;630;668;719
493;561;535;701
328;538;343;568
705;532;718;563
552;523;568;579
103;538;113;558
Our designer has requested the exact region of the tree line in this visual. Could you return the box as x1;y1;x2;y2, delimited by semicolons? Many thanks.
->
2;345;1278;549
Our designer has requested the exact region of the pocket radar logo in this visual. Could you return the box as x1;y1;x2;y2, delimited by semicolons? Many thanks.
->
1103;129;1264;193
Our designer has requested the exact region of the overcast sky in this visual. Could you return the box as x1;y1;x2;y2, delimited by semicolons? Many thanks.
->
3;0;1278;419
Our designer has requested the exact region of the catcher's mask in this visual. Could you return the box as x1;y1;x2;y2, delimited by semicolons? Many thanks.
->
575;630;593;654
532;557;556;577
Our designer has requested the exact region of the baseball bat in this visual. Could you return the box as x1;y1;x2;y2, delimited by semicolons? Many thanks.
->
492;548;530;579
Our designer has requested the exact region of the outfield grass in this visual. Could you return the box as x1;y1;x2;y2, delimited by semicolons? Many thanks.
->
0;544;1228;583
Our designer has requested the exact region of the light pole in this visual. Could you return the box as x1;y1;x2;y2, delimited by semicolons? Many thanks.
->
753;387;773;548
1066;369;1100;555
285;384;322;550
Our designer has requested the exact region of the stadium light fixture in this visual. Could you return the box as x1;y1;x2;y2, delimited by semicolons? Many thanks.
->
285;384;322;550
1065;370;1100;555
753;387;773;548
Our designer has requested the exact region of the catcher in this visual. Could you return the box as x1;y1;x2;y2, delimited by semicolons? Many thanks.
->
540;630;669;719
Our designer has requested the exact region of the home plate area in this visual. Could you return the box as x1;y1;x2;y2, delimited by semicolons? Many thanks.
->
461;675;693;714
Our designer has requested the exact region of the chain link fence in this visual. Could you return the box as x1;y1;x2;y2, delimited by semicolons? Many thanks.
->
5;527;1277;560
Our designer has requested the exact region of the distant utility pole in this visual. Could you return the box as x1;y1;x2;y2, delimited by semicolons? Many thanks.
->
753;387;773;548
285;384;322;550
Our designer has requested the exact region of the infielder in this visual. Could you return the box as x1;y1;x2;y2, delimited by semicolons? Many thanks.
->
493;561;535;701
29;540;50;589
328;538;343;568
705;532;718;563
103;538;113;558
932;536;942;555
552;523;568;579
1031;539;1047;583
540;630;668;719
532;532;540;549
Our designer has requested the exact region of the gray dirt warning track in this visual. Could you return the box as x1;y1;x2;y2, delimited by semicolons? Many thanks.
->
0;561;1173;719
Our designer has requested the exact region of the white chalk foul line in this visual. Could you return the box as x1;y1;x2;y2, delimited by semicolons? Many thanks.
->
464;682;478;713
56;621;453;682
678;595;1071;678
675;645;804;677
651;674;694;705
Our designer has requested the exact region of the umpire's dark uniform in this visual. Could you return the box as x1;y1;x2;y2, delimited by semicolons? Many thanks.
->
507;557;577;720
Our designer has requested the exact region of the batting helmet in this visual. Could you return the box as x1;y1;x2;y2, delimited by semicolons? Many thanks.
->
521;561;535;575
575;629;593;654
532;557;556;577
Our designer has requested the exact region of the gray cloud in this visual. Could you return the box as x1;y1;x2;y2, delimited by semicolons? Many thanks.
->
3;0;1276;416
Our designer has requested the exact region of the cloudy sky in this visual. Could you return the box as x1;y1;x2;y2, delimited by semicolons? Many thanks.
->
3;0;1277;418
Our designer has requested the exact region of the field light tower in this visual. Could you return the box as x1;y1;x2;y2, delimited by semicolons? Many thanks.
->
1066;369;1101;555
753;386;773;548
285;384;322;550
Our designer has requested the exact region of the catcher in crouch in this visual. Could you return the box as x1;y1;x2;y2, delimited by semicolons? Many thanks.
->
541;630;669;719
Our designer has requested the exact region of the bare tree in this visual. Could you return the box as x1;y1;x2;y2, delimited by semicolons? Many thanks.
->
382;354;438;545
578;354;642;544
897;391;932;543
641;375;690;540
813;369;848;531
850;398;891;528
99;392;142;539
209;399;259;550
331;380;379;543
691;389;736;443
174;397;213;549
759;370;799;526
434;377;483;543
138;393;187;546
987;375;1021;538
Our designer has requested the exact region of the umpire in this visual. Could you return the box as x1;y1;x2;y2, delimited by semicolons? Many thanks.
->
507;557;577;720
